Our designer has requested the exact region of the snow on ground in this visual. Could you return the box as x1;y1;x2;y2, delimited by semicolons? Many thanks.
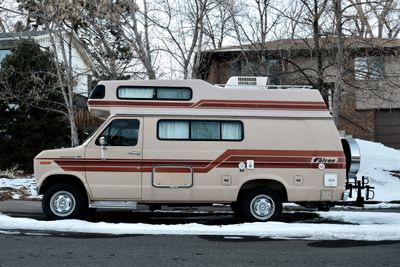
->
0;178;38;200
0;211;399;240
355;139;400;201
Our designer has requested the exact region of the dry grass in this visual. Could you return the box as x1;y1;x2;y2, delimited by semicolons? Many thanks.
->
0;168;27;179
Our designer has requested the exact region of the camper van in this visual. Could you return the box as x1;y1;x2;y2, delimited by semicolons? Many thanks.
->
34;78;361;221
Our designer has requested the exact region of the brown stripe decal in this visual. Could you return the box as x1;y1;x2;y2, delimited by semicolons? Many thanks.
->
88;99;327;111
49;149;345;173
88;100;193;107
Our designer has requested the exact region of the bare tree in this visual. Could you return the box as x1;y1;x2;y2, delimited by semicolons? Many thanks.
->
347;0;400;38
0;0;6;32
150;0;212;79
228;0;282;77
76;0;139;80
116;0;157;79
332;0;345;125
0;0;28;32
273;0;306;39
17;0;89;146
46;1;83;146
203;0;235;50
288;0;330;100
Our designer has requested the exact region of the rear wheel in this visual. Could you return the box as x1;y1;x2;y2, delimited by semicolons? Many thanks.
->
42;183;84;220
241;187;282;222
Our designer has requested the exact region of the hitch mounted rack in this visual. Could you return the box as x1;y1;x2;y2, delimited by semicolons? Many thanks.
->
346;176;375;206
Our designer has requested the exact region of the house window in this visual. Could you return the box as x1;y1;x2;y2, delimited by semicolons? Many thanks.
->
158;120;243;141
0;49;12;65
354;56;384;80
230;60;241;76
117;87;192;100
266;59;281;85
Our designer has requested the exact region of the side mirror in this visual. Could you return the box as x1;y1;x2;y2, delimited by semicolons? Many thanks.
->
99;136;107;160
99;136;106;146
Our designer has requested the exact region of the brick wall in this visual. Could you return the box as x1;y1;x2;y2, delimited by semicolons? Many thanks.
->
339;94;375;141
208;59;230;85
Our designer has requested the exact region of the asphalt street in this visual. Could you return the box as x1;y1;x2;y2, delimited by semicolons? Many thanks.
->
1;200;400;266
1;234;400;267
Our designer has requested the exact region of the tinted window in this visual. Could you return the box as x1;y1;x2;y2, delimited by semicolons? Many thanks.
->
158;120;243;141
89;85;105;99
191;121;220;140
96;119;139;146
117;86;192;100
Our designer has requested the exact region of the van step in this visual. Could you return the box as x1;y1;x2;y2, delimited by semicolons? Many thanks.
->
89;201;137;209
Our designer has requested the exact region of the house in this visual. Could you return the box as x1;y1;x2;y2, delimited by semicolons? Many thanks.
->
0;30;100;136
195;37;400;149
0;30;94;96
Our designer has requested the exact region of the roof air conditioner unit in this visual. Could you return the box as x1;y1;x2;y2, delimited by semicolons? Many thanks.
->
225;76;268;88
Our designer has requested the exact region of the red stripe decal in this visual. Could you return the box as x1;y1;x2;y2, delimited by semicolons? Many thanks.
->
49;149;345;173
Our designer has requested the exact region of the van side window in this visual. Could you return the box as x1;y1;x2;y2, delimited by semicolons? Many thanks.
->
117;87;192;100
96;119;140;146
158;121;189;139
191;121;220;140
158;120;243;141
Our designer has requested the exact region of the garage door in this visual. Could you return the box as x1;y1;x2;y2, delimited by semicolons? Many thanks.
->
375;109;400;149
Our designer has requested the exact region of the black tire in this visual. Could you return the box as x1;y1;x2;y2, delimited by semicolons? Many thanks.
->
83;208;97;216
240;187;282;222
42;183;84;220
230;202;241;217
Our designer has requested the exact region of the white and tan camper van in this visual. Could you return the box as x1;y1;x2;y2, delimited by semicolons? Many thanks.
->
34;78;361;221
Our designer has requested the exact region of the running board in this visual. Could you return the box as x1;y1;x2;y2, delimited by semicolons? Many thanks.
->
89;201;137;209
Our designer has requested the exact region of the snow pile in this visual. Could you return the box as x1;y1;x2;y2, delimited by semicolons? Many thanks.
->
0;178;38;200
355;139;400;201
0;211;400;240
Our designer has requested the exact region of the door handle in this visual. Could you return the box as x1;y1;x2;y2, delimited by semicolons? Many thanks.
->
128;151;141;156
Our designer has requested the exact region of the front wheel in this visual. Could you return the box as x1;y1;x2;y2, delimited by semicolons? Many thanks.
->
241;187;282;222
42;183;84;220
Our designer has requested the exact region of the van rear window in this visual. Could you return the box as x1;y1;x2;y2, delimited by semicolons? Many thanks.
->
158;120;243;141
117;87;192;100
90;85;105;99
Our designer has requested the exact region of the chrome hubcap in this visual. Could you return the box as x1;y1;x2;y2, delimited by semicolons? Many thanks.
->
50;191;76;217
250;194;275;220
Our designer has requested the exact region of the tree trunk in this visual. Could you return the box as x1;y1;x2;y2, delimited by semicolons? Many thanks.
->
333;0;344;126
67;106;79;147
312;0;325;99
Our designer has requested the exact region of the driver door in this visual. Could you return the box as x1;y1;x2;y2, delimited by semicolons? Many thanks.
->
84;117;143;200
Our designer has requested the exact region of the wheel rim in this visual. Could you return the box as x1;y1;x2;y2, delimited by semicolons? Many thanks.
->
250;194;275;220
49;191;76;217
